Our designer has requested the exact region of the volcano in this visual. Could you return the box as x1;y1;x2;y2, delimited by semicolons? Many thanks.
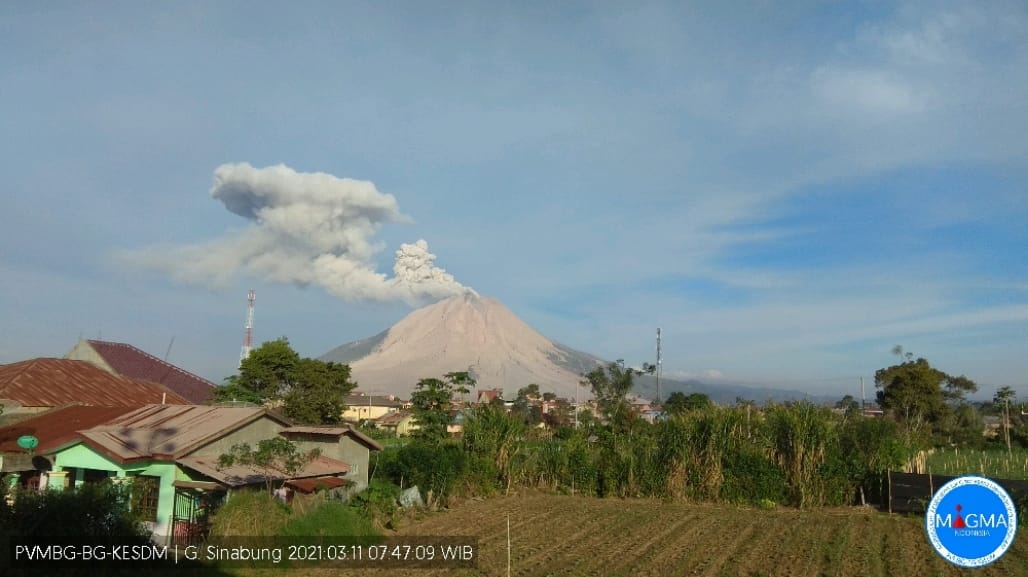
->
319;293;604;398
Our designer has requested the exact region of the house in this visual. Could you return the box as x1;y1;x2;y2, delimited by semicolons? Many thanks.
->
278;426;382;493
476;388;503;405
42;404;381;545
0;404;139;484
375;410;419;436
983;415;1003;438
341;393;406;422
0;358;190;420
65;339;216;404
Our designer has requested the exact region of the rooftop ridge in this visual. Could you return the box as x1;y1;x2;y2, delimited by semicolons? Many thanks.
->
87;340;216;386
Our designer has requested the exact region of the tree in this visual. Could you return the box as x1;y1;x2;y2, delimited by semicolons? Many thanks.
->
217;437;321;493
283;358;355;425
234;337;302;400
410;372;475;443
874;355;978;443
214;338;357;424
512;384;543;426
664;392;712;416
994;386;1017;452
444;371;475;406
581;361;640;431
543;398;574;429
835;395;861;418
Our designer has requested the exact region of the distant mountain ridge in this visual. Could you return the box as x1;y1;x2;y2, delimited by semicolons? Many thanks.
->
320;293;826;404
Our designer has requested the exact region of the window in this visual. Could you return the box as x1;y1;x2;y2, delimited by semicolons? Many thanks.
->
131;475;160;522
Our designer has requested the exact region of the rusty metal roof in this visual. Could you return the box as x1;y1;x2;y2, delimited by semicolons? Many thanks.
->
83;340;216;404
177;454;350;487
375;410;412;426
0;405;140;455
0;359;190;408
76;404;285;462
286;476;349;493
281;425;383;451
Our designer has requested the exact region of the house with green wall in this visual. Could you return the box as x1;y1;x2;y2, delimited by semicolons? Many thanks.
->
38;404;381;545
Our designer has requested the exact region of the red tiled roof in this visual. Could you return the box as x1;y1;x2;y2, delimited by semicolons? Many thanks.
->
0;359;190;408
85;340;215;404
0;405;140;454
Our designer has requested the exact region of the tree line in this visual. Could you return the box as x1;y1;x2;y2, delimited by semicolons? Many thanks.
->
218;339;1026;511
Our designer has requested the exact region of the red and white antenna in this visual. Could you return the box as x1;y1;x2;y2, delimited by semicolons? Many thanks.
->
239;289;255;365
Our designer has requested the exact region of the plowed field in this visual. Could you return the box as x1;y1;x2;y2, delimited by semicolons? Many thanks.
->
246;493;1028;577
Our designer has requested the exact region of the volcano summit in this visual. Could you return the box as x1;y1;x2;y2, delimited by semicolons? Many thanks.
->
320;293;603;398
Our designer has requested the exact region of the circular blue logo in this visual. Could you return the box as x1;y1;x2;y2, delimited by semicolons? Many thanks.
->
925;476;1018;568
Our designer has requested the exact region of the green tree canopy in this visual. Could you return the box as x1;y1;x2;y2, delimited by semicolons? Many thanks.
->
874;355;978;443
581;361;640;431
215;337;357;424
665;392;712;415
410;371;475;443
217;436;321;492
512;384;543;426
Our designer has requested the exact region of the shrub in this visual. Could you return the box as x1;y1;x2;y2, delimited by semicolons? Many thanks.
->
721;448;788;506
283;500;378;537
349;479;402;528
208;490;289;538
384;441;465;507
0;481;148;538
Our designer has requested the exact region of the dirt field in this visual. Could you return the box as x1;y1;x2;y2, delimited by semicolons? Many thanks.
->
246;492;1028;577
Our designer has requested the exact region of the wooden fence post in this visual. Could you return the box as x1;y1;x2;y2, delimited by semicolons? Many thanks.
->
887;471;893;514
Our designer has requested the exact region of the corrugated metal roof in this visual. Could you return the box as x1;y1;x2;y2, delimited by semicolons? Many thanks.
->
345;394;404;407
375;410;412;426
281;425;383;451
282;426;350;435
0;359;190;408
0;405;140;455
77;404;277;462
84;340;216;404
177;454;350;487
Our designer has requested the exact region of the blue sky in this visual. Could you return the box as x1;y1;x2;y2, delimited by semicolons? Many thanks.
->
2;1;1026;400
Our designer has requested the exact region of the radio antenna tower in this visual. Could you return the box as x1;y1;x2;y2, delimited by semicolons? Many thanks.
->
656;328;663;405
239;289;255;366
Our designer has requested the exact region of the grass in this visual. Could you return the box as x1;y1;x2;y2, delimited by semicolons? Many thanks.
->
281;500;379;537
924;446;1028;480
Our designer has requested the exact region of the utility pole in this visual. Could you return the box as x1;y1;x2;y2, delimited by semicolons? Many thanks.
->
860;376;865;411
656;328;663;406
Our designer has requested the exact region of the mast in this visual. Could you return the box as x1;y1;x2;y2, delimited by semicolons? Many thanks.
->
239;289;255;366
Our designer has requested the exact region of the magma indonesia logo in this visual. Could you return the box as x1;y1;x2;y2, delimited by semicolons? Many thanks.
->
925;476;1018;568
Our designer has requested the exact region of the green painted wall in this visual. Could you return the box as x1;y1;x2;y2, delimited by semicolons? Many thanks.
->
53;443;126;478
50;442;179;543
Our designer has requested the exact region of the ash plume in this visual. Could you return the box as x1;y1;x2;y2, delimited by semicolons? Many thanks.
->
119;163;474;304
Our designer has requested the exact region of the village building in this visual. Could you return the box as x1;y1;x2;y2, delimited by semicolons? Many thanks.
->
64;339;216;404
0;404;381;545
